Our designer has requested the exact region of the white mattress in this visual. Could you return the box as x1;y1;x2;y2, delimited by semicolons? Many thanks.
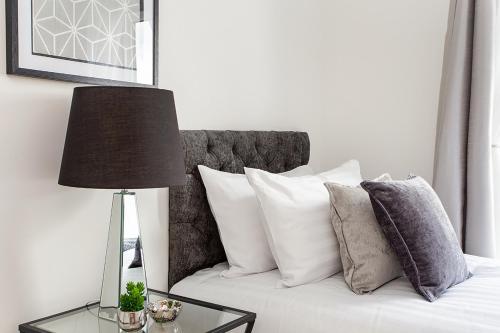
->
171;255;500;333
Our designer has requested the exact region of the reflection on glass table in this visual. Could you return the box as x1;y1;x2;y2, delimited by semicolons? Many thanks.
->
19;290;256;333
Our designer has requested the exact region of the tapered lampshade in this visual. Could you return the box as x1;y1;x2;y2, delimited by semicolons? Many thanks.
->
58;86;186;189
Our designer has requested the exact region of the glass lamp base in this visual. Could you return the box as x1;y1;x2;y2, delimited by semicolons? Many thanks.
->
98;190;149;321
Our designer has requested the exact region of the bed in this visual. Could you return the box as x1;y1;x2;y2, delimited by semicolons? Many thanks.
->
168;130;500;333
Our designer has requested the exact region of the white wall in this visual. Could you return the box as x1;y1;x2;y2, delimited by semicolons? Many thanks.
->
160;0;330;166
0;1;448;332
321;0;449;180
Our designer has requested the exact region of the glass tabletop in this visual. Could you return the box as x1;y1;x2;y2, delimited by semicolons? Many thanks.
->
22;290;254;333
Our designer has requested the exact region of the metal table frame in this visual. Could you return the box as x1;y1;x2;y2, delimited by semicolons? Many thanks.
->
19;289;256;333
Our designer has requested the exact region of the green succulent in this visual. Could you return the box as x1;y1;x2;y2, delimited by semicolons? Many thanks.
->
119;282;146;312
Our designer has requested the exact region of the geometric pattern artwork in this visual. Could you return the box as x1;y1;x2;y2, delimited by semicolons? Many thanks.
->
32;0;142;70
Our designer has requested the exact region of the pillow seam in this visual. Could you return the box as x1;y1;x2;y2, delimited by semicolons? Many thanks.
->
331;202;357;290
246;171;284;273
365;192;429;299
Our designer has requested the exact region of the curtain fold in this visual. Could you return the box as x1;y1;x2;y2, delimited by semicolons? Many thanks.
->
433;0;497;258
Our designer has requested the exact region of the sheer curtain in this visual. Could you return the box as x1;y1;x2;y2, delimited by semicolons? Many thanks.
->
493;5;500;258
433;0;499;258
494;138;500;258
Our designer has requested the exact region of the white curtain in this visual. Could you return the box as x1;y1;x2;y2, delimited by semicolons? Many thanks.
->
434;0;499;258
493;3;500;258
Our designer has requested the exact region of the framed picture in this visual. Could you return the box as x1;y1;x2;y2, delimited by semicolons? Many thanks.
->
6;0;158;87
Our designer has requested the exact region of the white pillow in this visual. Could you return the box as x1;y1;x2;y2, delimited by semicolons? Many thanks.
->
245;160;362;287
198;164;313;278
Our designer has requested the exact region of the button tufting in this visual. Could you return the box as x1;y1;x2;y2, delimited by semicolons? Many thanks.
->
168;130;310;290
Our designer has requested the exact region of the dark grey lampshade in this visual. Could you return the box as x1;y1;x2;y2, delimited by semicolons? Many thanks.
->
58;87;186;189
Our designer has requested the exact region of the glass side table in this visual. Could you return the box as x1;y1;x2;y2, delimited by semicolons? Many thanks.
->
19;289;256;333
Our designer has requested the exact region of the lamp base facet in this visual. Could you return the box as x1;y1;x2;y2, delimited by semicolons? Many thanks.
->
98;190;148;321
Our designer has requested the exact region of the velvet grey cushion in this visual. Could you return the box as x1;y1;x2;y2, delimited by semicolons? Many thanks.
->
361;176;471;302
325;174;401;294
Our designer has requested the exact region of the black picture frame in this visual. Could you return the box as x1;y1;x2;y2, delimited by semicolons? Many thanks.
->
5;0;159;87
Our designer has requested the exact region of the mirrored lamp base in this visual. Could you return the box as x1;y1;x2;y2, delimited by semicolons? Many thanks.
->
98;190;149;321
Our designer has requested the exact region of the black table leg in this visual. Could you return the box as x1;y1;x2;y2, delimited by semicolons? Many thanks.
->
244;320;255;333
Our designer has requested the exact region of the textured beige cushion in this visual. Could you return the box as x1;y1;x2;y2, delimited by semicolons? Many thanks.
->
324;174;401;294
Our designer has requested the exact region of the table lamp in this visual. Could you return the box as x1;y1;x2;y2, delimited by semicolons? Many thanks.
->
58;87;186;320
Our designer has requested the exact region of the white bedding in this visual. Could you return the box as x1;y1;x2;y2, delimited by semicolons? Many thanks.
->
171;255;500;333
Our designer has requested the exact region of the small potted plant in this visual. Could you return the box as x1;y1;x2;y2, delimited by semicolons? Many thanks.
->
118;282;147;332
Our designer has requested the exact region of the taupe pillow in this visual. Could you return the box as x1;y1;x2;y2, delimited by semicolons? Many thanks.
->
324;174;401;294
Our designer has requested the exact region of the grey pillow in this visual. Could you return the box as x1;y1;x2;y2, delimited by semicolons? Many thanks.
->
324;174;401;295
361;176;471;302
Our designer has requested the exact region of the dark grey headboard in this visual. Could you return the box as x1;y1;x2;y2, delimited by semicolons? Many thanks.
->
168;130;310;290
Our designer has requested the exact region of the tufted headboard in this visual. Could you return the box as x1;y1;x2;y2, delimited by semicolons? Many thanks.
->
168;130;310;290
